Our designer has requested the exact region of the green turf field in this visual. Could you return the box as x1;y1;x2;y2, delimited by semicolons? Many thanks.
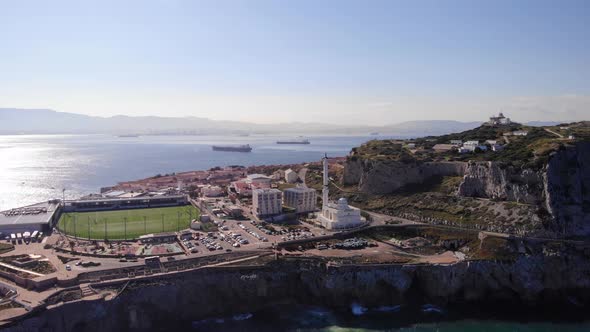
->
57;205;200;240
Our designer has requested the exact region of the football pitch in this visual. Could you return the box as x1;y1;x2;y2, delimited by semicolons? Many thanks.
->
57;205;200;240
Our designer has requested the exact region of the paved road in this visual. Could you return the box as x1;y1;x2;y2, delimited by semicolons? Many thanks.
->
545;128;564;138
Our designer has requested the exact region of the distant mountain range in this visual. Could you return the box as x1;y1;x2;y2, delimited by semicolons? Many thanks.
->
0;108;560;137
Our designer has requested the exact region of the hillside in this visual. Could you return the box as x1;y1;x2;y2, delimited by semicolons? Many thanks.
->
335;121;590;237
350;122;585;169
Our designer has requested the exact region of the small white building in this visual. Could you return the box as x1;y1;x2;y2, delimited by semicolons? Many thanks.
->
201;185;224;197
284;169;298;183
513;130;528;136
485;140;497;145
283;187;316;213
406;143;416;149
252;188;283;218
450;140;462;146
462;140;480;152
486;112;511;126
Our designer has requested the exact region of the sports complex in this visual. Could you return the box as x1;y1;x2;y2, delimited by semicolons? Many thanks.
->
57;195;200;240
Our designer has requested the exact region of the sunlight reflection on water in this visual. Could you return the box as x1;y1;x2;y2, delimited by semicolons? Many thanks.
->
0;134;387;210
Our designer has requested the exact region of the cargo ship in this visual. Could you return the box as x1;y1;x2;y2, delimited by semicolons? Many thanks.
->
276;139;310;145
211;144;252;152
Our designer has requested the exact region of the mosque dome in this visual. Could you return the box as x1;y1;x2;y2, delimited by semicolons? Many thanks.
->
337;197;348;207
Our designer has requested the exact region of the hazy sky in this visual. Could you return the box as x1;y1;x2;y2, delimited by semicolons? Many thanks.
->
1;0;588;125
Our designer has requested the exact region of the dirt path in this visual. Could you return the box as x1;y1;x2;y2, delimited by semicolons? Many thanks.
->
298;167;308;185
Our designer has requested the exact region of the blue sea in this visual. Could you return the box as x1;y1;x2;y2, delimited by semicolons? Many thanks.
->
0;133;382;210
188;304;590;332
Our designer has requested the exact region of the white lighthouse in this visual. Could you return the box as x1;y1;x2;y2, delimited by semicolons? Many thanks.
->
318;153;364;230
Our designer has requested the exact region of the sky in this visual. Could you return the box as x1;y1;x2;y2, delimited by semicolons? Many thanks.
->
0;0;588;125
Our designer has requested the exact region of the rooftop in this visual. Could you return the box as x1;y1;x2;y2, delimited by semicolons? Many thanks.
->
284;186;316;193
253;188;282;194
0;201;60;227
246;174;270;180
70;194;186;204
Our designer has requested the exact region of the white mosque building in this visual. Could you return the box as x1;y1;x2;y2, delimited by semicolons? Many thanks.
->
318;154;365;230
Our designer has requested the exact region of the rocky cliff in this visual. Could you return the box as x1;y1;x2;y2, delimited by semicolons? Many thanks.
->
457;143;590;235
6;252;590;331
343;159;466;194
544;142;590;236
457;161;544;205
343;142;590;236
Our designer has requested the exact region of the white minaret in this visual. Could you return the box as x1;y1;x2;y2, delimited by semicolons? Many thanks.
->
322;153;329;208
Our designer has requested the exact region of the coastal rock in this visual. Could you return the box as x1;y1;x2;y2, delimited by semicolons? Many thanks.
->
544;142;590;236
6;253;590;331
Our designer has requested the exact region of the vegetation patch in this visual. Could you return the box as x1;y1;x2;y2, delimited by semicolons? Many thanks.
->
0;243;15;255
469;237;519;261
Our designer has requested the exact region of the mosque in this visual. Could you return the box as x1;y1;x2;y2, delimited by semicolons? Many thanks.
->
317;154;365;230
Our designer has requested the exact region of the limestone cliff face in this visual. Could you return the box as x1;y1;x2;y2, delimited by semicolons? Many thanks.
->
342;158;466;194
344;143;590;236
456;143;590;236
544;142;590;236
457;162;544;205
7;254;590;332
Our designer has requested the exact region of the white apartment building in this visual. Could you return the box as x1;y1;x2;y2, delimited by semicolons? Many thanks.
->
283;187;316;213
284;169;298;183
252;188;283;217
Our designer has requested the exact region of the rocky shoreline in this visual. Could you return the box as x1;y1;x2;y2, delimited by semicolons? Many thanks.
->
5;251;590;331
